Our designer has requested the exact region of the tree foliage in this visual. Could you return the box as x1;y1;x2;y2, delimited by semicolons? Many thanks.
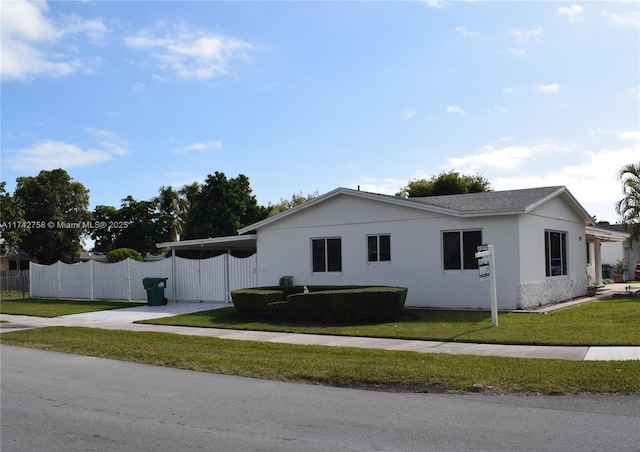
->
398;171;492;197
153;185;189;242
91;196;171;256
182;172;268;240
616;161;640;242
267;191;319;217
13;169;90;264
0;181;27;251
106;247;144;263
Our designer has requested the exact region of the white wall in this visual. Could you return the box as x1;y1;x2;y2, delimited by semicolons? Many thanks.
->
516;197;588;308
255;194;524;309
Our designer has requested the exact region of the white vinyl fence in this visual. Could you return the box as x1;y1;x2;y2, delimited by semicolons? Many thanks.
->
30;254;257;302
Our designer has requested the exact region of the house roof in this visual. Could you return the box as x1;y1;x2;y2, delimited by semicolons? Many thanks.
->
238;186;594;234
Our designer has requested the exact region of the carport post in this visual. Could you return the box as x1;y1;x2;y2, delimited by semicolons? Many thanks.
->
171;248;176;303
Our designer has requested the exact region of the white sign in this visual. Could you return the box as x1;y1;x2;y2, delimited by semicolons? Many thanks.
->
478;258;490;280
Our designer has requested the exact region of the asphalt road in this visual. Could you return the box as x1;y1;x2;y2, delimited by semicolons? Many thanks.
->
2;345;639;452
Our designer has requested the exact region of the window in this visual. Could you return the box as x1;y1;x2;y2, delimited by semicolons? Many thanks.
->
367;234;391;262
545;231;567;276
312;238;342;272
443;230;482;270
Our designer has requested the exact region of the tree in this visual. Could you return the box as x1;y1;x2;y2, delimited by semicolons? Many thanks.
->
616;161;640;242
398;171;492;197
182;172;268;241
154;185;189;242
106;248;143;263
0;181;27;251
267;191;319;217
114;196;171;256
13;169;90;264
90;205;120;252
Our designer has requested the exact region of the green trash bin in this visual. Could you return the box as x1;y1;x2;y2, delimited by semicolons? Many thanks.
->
602;264;611;280
142;277;168;306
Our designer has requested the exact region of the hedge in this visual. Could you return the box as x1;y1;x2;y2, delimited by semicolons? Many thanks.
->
230;286;407;323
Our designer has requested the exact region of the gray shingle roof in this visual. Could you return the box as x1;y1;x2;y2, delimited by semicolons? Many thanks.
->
401;186;566;215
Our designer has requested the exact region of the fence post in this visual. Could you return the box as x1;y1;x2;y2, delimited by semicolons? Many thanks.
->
57;261;61;299
89;259;94;300
126;258;131;301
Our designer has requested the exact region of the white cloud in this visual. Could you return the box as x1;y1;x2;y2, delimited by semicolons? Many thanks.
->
402;108;417;119
3;140;113;170
602;9;640;28
1;0;107;81
445;142;564;171
422;0;451;9
556;5;584;22
349;177;407;195
124;23;253;80
506;26;543;42
536;83;560;94
493;132;640;220
507;47;527;57
171;141;222;154
446;105;467;116
503;87;515;95
453;26;478;37
86;128;129;155
3;128;129;170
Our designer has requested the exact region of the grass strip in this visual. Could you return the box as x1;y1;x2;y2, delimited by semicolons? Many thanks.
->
2;326;639;395
0;298;144;317
141;298;640;346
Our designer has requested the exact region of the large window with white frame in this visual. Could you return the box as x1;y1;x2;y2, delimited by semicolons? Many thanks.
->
367;234;391;262
312;238;342;273
545;230;567;276
442;230;482;270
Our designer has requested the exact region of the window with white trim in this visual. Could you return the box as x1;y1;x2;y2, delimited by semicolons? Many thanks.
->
545;230;567;276
442;230;482;270
367;234;391;262
312;238;342;272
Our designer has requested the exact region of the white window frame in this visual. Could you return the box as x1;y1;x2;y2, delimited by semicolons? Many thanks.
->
311;237;342;273
367;234;391;263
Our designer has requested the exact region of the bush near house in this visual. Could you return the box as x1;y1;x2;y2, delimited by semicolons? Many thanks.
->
230;286;407;323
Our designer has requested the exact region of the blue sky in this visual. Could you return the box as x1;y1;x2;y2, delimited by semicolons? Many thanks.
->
2;0;639;226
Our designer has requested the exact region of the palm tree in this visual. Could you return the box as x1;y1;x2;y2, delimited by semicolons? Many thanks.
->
616;162;640;242
154;186;189;242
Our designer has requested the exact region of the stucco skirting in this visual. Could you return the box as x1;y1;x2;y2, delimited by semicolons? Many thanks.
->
517;276;587;310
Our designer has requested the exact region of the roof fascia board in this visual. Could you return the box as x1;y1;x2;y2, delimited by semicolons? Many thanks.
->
156;234;257;249
238;187;460;234
524;187;593;224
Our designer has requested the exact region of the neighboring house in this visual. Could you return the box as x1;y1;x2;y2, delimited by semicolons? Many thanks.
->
596;223;640;281
0;242;30;271
159;186;627;310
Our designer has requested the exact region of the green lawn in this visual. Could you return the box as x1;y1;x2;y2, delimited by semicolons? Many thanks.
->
0;298;144;317
141;298;640;346
2;326;639;395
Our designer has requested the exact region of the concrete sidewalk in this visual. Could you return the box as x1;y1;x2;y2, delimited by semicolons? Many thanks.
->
1;302;638;361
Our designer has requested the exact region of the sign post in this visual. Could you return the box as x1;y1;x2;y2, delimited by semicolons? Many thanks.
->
475;244;498;327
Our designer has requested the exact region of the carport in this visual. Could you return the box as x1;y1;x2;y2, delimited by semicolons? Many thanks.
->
585;226;629;286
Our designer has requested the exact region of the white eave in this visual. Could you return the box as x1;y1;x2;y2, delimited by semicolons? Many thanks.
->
156;234;257;251
585;226;630;243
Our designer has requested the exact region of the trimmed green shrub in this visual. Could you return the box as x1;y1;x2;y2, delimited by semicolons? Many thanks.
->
230;289;284;318
106;248;143;263
286;287;407;323
231;286;407;323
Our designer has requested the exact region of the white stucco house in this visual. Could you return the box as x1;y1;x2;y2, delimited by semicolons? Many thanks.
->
159;186;628;310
